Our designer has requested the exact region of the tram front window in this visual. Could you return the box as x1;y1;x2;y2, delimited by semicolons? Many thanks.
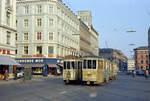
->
88;60;92;69
63;62;66;69
67;62;70;69
71;62;75;69
93;60;96;69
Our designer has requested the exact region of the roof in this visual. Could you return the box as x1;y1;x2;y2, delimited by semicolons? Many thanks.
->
0;56;20;65
134;46;148;50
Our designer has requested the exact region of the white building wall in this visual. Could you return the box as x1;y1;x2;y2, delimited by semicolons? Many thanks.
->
0;0;16;58
128;59;135;70
16;0;80;58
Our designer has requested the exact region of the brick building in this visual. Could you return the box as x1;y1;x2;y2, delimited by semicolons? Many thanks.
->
134;46;149;70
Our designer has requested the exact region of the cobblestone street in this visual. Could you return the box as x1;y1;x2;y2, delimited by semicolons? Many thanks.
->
0;73;150;101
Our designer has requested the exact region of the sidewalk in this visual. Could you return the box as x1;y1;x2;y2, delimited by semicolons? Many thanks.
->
0;79;18;85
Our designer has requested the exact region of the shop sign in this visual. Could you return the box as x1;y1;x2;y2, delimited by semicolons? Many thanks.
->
16;59;44;64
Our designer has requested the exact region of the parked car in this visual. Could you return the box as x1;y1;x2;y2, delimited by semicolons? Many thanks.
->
126;70;132;75
136;70;145;75
17;71;24;78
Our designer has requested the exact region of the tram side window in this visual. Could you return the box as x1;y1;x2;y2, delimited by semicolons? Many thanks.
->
93;60;96;69
63;62;66;69
74;62;77;69
71;62;75;69
88;60;92;69
83;60;86;69
67;62;70;69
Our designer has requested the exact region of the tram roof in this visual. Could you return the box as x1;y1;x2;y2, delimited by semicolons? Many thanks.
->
63;57;82;61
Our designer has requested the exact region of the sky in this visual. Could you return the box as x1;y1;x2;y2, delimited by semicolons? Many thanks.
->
62;0;150;58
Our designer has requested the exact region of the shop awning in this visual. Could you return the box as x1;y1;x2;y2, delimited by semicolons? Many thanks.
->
0;56;20;65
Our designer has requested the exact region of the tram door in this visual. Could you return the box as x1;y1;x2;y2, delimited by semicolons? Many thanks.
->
78;61;82;81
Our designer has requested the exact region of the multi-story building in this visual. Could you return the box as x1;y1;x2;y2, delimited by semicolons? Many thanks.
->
16;0;80;59
127;59;135;71
0;0;17;57
99;48;128;71
0;0;19;79
89;26;99;56
78;11;99;56
134;46;149;70
79;19;91;56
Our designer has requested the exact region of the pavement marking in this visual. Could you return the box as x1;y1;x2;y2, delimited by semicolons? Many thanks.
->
60;91;67;94
89;92;97;98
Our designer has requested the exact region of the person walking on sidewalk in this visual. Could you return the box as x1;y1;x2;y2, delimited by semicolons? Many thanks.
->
4;70;9;81
145;70;149;79
133;70;136;78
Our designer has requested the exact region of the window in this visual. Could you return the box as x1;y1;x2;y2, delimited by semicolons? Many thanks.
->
49;5;53;13
6;12;10;26
24;6;29;14
49;19;53;26
71;62;75;69
37;5;42;13
37;18;42;27
141;60;143;64
16;20;18;27
37;32;42;40
93;60;96;69
48;46;54;54
24;46;28;54
84;60;87;69
141;56;143;59
24;19;28;27
64;62;66;69
37;46;42;54
24;33;28;40
88;60;92;69
6;31;11;45
49;32;53;40
67;62;70;69
15;33;17;41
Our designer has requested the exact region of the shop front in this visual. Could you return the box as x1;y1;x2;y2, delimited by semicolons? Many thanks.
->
15;58;59;76
0;56;20;80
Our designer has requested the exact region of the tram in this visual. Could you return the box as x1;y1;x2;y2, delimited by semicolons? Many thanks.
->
62;56;118;85
82;56;108;85
63;58;82;84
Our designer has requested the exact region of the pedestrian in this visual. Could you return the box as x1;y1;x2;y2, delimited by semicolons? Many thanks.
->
145;70;149;79
14;70;17;80
133;70;136;78
4;70;9;81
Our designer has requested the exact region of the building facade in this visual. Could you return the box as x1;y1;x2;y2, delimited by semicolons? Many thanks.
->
0;0;17;57
127;59;135;71
134;46;149;70
0;0;19;80
99;48;128;71
79;19;91;56
78;11;99;56
16;0;80;58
